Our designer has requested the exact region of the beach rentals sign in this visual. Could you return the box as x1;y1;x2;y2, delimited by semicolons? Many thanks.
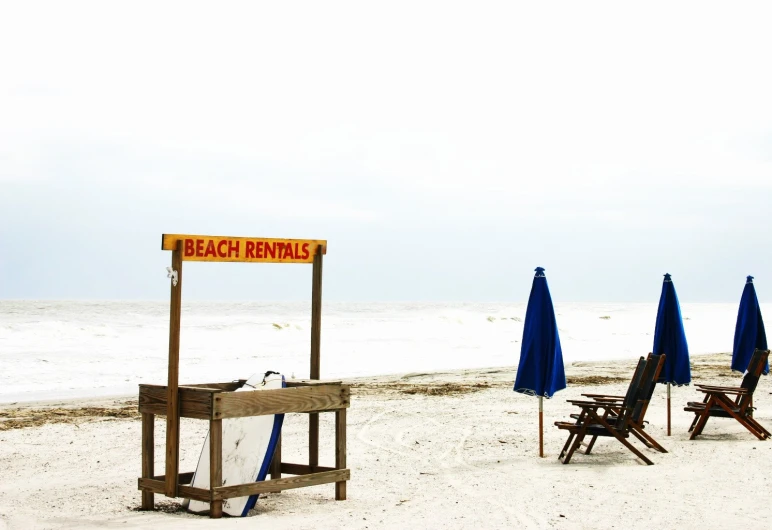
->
161;234;327;263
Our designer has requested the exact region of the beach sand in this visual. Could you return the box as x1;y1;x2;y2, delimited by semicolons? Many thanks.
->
1;352;769;530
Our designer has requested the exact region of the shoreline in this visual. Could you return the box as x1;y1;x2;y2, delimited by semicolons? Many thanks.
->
2;350;733;408
1;351;733;427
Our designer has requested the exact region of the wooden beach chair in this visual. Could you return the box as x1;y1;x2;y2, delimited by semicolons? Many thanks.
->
555;357;656;465
566;355;647;425
580;353;667;455
685;348;771;440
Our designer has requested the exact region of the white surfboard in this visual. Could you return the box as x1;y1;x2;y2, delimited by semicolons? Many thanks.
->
185;371;285;516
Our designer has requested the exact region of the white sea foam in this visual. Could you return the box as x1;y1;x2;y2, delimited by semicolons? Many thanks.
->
0;300;764;402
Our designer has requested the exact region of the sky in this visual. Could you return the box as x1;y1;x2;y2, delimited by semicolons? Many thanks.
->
1;1;771;303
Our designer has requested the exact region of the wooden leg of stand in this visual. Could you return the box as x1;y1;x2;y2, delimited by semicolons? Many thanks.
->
336;408;347;500
209;418;223;519
141;413;155;510
268;433;282;493
310;413;319;470
271;434;282;481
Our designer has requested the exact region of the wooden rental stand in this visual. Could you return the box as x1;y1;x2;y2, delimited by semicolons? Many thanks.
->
138;234;350;518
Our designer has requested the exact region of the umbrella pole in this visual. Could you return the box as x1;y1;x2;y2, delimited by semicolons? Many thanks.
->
539;396;544;458
667;383;671;436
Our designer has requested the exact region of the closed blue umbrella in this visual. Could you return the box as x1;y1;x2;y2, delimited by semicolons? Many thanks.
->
652;273;690;436
731;275;768;374
514;267;566;457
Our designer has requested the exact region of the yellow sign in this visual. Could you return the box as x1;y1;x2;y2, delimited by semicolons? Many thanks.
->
161;234;326;263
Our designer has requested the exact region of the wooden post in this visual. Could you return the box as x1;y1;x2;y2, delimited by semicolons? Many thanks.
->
309;419;320;470
209;418;223;519
310;245;323;379
309;246;323;469
335;408;347;500
667;383;671;436
165;241;183;497
141;413;155;509
538;396;544;458
270;434;282;481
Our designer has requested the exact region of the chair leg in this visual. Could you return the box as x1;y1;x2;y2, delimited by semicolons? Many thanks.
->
583;406;612;455
614;433;654;465
588;406;621;456
563;432;584;464
712;397;767;441
629;428;653;449
562;425;588;464
558;409;589;459
689;394;711;432
598;427;654;465
584;435;598;455
688;412;701;432
731;414;767;440
564;408;608;463
631;426;667;453
740;407;771;438
690;396;717;439
588;413;654;465
744;416;771;439
690;410;710;439
559;432;575;460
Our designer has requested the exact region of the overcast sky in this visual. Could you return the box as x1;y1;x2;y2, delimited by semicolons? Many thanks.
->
1;1;771;303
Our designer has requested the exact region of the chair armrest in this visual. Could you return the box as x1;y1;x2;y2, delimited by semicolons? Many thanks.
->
582;393;625;399
566;399;604;407
696;386;747;395
694;384;744;392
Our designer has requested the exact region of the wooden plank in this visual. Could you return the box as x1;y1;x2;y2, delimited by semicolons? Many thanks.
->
141;413;154;509
184;381;246;391
152;471;195;484
139;385;213;419
179;485;211;503
280;463;336;475
212;469;350;500
165;241;183;498
138;478;210;502
161;234;327;263
209;418;223;518
286;380;341;387
214;385;350;419
138;477;165;495
336;407;347;500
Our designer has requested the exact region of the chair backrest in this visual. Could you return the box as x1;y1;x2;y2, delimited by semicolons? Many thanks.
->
740;349;771;399
615;357;647;429
630;353;665;423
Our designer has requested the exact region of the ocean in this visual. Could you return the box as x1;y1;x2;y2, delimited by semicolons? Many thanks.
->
0;300;759;403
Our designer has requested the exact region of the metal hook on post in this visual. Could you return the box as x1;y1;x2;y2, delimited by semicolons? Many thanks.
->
166;267;178;287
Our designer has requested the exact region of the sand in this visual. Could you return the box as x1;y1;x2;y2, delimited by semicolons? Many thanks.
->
1;352;770;530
